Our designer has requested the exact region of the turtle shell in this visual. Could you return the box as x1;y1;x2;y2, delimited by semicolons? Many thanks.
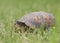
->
14;11;55;32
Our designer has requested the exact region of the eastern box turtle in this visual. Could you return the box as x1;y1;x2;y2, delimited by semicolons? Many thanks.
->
14;11;55;33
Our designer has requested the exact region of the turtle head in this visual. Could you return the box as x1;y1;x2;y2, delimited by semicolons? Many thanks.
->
14;21;29;33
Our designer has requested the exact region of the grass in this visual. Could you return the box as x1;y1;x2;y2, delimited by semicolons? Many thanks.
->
0;0;60;43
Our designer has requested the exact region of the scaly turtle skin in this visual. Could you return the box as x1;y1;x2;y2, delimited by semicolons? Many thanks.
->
14;11;55;33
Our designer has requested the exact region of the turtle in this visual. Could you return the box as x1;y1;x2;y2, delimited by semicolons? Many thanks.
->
14;11;55;33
